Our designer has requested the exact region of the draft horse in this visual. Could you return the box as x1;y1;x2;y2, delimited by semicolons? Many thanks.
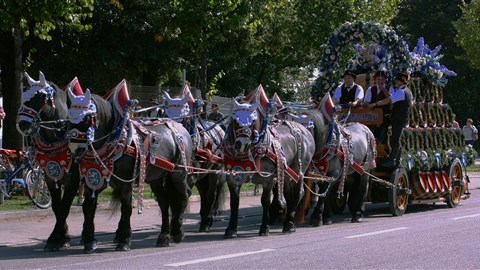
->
304;102;377;226
67;81;193;251
17;72;82;251
222;92;315;238
163;87;226;232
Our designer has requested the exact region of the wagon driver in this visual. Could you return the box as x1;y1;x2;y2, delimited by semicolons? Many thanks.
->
332;70;364;107
372;71;413;168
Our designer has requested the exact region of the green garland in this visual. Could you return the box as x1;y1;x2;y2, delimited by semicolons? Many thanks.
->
426;103;436;127
425;79;436;102
408;106;419;128
434;84;443;103
434;103;444;127
413;128;424;150
442;104;454;127
417;104;428;128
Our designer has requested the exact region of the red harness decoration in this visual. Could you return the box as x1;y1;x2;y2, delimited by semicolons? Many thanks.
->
224;155;258;184
32;137;72;181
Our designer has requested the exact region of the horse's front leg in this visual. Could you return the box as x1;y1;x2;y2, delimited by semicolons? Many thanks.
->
112;181;133;251
82;186;104;254
348;173;369;223
169;172;190;244
282;179;299;233
150;178;171;247
260;181;273;236
224;180;241;238
44;174;79;252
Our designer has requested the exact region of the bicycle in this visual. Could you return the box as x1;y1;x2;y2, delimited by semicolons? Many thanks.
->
0;148;52;209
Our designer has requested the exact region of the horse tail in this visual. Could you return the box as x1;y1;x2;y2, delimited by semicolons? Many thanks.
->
295;177;312;224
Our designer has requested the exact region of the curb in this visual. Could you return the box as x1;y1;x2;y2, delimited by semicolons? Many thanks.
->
0;190;261;222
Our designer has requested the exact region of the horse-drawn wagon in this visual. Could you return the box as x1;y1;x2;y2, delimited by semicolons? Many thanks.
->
308;20;473;219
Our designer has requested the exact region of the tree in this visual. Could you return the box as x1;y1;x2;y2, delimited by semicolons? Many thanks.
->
392;0;478;124
454;0;480;70
0;0;93;149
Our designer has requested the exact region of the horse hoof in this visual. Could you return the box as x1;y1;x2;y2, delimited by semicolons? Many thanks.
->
156;234;170;247
44;241;70;252
224;229;237;239
199;224;210;233
115;240;131;251
310;218;321;227
323;218;333;225
282;222;296;233
173;231;185;243
259;227;270;236
84;240;98;254
351;214;364;223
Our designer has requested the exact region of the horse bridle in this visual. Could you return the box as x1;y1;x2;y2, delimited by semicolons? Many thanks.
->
17;85;56;135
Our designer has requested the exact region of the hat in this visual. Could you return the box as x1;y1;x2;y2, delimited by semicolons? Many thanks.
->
394;72;409;84
149;98;159;105
374;71;387;78
343;70;356;79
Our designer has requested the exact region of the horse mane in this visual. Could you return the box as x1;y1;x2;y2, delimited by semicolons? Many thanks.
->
304;109;327;157
91;94;114;133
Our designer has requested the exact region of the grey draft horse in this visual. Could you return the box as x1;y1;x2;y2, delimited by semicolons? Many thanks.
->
17;72;81;251
66;81;193;252
304;107;377;226
222;94;315;238
163;88;226;232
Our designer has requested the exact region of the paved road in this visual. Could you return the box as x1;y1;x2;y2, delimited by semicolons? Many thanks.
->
0;173;479;269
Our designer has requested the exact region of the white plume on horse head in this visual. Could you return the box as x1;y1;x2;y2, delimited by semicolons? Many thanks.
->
231;98;259;127
67;88;96;124
22;71;51;103
163;90;191;120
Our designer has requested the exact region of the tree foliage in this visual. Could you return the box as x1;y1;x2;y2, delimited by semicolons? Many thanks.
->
454;0;480;70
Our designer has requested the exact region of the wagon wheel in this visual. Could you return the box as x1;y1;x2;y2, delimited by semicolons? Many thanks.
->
330;181;347;214
388;167;409;216
445;158;463;208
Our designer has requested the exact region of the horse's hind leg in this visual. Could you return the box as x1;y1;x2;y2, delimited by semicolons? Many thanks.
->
309;181;331;227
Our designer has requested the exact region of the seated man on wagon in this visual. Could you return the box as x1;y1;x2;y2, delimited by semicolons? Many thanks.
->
363;71;394;143
332;70;364;107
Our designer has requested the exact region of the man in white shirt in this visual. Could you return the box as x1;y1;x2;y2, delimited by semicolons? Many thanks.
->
332;70;364;107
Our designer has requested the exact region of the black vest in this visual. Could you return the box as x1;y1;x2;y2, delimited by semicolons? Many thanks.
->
391;86;411;122
371;86;390;114
339;84;358;104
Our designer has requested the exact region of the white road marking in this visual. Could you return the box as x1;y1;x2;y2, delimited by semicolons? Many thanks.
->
452;213;480;220
165;248;276;267
344;227;408;239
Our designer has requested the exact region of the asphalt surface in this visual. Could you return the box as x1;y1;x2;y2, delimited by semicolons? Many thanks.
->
0;188;261;247
0;169;477;248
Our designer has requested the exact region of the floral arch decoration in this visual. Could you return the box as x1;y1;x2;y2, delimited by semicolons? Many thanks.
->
311;20;410;100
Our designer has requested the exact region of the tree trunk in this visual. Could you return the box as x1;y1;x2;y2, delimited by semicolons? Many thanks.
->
1;15;23;150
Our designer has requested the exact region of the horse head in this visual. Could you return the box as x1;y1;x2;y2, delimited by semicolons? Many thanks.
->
67;88;97;154
230;98;260;155
163;91;191;122
17;71;58;136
